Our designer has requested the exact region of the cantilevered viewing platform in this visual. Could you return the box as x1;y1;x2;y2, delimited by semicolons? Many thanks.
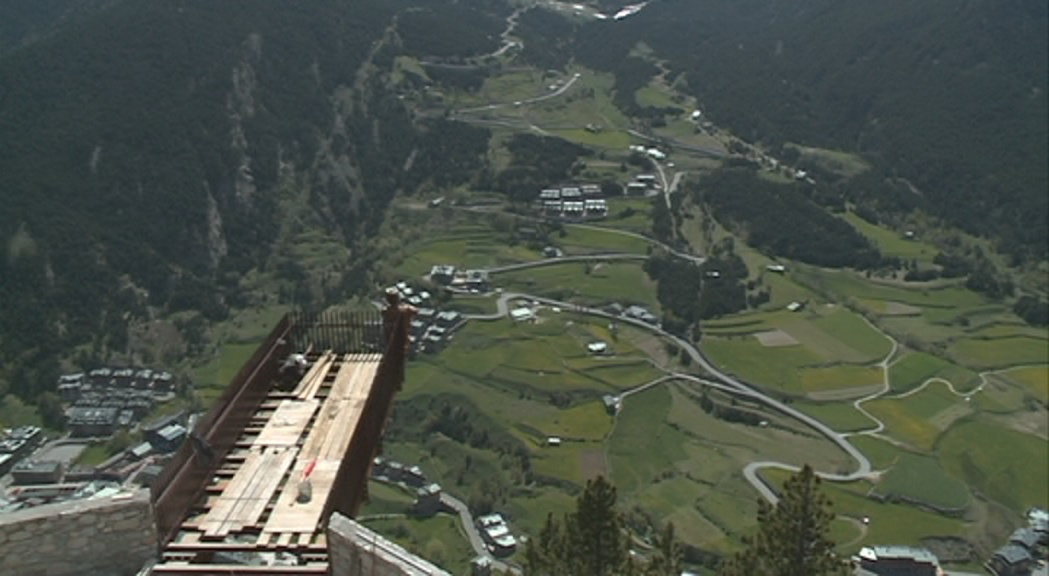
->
149;301;413;575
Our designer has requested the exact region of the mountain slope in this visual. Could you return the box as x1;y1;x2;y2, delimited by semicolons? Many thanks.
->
571;0;1048;259
0;0;502;405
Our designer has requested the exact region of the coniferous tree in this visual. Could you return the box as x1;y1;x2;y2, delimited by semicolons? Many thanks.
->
526;476;682;576
719;465;849;576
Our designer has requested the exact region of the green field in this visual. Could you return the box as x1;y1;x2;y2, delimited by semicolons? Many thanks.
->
192;342;259;403
842;212;938;263
793;402;877;433
949;336;1049;370
395;225;539;277
865;383;971;450
359;480;415;515
603;197;655;235
497;261;659;309
848;435;901;470
998;365;1049;402
700;306;889;396
939;417;1049;514
361;515;476;574
701;309;797;335
608;385;690;494
799;365;883;395
701;335;821;393
888;352;953;393
808;309;893;361
786;144;871;179
560;225;653;255
794;267;983;312
760;469;967;551
877;452;970;510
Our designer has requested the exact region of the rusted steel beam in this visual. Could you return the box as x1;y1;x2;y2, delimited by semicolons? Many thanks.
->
324;291;414;522
164;542;327;553
151;565;328;575
151;316;293;545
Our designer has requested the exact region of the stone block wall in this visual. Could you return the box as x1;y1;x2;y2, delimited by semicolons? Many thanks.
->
329;512;451;576
0;489;157;576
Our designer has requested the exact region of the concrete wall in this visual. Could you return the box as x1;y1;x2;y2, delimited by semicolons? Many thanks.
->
0;489;157;576
329;513;451;576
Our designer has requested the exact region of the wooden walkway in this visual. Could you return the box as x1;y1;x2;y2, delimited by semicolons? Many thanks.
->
158;353;382;571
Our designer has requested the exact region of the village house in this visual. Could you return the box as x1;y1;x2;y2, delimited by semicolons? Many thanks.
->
987;544;1034;576
413;483;442;517
856;546;941;576
587;341;609;355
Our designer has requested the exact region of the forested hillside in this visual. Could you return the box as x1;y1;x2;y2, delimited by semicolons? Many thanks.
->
569;0;1047;260
0;0;501;412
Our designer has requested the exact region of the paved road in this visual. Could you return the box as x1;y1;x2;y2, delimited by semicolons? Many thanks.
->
627;128;726;159
466;291;876;504
452;204;706;264
486;253;648;274
455;72;581;115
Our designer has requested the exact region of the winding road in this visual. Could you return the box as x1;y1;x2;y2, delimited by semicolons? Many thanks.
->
463;290;878;505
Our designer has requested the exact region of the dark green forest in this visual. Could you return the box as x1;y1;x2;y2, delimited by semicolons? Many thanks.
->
566;0;1047;261
0;0;501;412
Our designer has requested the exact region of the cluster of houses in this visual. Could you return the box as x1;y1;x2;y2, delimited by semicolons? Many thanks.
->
537;184;608;220
370;456;518;558
370;457;441;517
986;509;1048;576
59;368;176;437
59;367;175;400
428;266;490;293
605;303;659;326
0;426;43;476
628;144;667;161
477;512;517;557
386;281;435;309
384;280;467;354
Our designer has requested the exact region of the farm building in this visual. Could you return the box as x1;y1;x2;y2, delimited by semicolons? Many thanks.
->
856;546;941;576
430;264;456;284
987;544;1033;576
510;307;536;322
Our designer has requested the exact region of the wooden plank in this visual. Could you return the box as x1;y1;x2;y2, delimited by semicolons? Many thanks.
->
262;461;339;534
201;447;296;537
253;399;318;447
261;355;380;535
292;351;333;400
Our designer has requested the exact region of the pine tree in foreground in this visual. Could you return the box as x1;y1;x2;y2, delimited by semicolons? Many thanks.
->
719;465;850;576
524;476;682;576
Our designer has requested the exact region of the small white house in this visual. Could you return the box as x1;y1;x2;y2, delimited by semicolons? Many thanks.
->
546;437;562;447
587;341;608;355
510;307;535;322
646;148;667;160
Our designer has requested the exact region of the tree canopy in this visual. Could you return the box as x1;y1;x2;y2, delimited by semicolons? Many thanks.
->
525;476;682;576
719;465;849;576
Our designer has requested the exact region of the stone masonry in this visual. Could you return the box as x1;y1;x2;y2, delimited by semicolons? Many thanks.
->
0;489;157;576
329;512;452;576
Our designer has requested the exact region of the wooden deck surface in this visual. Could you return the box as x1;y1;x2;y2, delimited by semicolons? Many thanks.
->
263;354;380;535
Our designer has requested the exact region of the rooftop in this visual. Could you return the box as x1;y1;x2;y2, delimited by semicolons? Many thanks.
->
858;546;940;565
